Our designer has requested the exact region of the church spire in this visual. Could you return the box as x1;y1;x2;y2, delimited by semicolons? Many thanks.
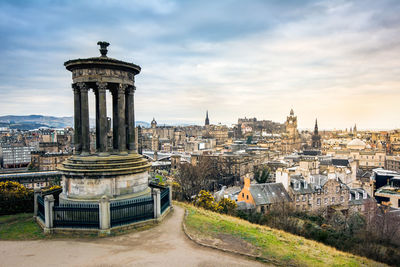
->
314;118;318;134
311;118;321;149
205;110;210;126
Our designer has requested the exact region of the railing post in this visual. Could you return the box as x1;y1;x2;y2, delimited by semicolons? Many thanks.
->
152;188;161;219
169;186;172;207
44;195;54;233
33;188;41;217
99;195;111;234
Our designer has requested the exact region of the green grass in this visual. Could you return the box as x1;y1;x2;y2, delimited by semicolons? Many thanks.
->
182;203;386;267
0;213;45;240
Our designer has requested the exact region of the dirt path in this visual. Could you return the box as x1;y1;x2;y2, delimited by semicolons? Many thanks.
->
0;206;267;266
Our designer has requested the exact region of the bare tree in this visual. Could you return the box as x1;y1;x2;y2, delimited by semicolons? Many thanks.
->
174;157;216;201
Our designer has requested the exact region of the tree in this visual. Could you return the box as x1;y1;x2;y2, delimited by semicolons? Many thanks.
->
194;190;221;212
174;158;216;201
246;135;253;144
217;198;237;215
254;167;270;184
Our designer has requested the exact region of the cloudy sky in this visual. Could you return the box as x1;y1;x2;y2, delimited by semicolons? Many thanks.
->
0;0;399;130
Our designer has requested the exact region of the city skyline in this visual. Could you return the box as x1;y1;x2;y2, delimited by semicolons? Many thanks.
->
1;0;400;129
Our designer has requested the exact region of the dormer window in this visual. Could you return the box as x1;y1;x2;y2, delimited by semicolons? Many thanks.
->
304;182;308;189
349;194;352;201
356;193;359;200
295;182;300;190
363;191;367;199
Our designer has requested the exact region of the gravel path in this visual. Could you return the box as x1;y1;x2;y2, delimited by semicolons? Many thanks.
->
0;206;267;267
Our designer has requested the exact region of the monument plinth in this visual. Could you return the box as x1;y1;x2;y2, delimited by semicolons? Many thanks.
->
60;42;151;203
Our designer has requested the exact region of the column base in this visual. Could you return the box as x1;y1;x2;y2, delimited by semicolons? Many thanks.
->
80;151;90;156
97;152;110;157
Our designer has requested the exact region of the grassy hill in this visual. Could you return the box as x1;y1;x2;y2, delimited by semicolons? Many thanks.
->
181;203;385;267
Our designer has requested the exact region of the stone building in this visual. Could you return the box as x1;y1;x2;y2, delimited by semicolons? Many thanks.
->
31;151;72;171
385;155;400;173
289;175;351;213
327;139;386;170
237;177;291;213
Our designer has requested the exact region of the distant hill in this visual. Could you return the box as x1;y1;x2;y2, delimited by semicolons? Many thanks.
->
0;115;73;130
0;115;151;130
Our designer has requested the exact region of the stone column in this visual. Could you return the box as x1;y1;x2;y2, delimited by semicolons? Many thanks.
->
152;188;161;219
99;195;110;232
126;86;136;153
44;195;55;231
78;82;90;155
73;84;81;154
117;84;127;154
112;87;118;152
95;82;108;155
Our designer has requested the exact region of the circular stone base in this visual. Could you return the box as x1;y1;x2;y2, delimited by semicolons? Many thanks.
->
58;153;151;200
59;187;151;204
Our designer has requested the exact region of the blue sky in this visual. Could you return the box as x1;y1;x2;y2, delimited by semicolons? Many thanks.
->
0;0;400;129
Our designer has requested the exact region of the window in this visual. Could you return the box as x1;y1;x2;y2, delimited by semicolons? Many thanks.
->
340;196;344;202
356;193;359;200
295;182;300;190
336;186;339;193
246;195;249;200
324;198;328;204
242;193;244;198
349;194;352;201
302;195;306;202
332;197;335;203
317;198;321;205
363;192;367;199
296;196;300;202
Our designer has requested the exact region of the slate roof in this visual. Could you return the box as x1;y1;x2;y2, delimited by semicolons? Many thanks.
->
332;159;350;167
249;183;291;206
290;176;314;194
349;188;372;205
290;174;349;194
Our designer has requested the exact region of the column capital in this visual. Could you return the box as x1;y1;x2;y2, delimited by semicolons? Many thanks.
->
126;85;135;94
96;82;108;92
72;84;80;94
118;83;128;93
77;82;88;92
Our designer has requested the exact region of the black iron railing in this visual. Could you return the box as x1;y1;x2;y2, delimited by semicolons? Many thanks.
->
53;203;99;229
110;196;154;227
37;195;45;222
161;187;170;214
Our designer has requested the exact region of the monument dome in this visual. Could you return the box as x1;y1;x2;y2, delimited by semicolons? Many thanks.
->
347;138;366;150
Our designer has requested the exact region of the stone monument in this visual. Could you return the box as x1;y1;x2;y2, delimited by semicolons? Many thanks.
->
59;42;151;203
